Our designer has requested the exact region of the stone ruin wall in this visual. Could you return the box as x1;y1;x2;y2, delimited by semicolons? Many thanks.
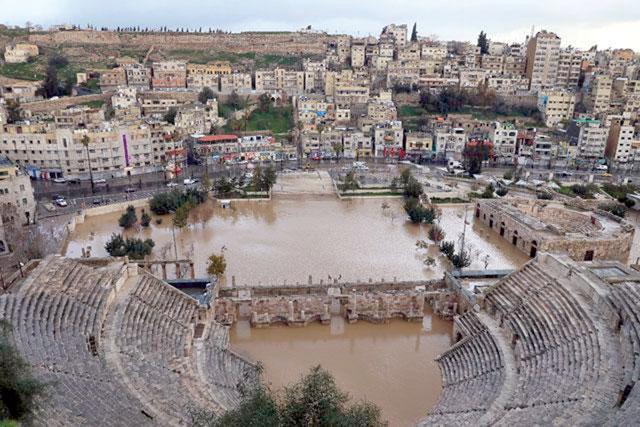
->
28;31;335;55
214;278;448;327
476;200;635;263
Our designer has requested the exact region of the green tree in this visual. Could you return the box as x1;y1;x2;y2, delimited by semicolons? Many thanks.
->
477;31;489;54
214;177;234;195
261;166;277;191
164;107;177;124
5;99;22;124
258;93;272;112
198;87;215;104
404;176;423;199
104;234;154;259
118;205;138;228
206;252;227;278
411;23;418;42
342;170;360;192
43;63;59;98
228;91;242;110
0;321;47;422
140;210;151;227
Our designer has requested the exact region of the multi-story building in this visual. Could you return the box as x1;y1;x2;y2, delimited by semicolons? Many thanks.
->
151;61;187;89
567;119;610;160
186;62;232;90
99;67;127;92
588;74;613;115
0;155;36;224
4;43;39;63
373;121;403;157
538;89;576;127
367;100;398;122
397;43;421;61
502;56;527;77
606;117;637;163
381;24;407;47
487;77;530;95
219;73;252;94
351;42;366;68
556;49;582;90
480;55;504;75
489;122;518;158
341;129;370;158
434;127;467;160
255;68;304;96
123;63;151;90
525;30;561;92
405;132;434;158
54;107;104;129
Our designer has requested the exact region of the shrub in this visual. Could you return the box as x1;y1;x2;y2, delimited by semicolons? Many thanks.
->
440;241;455;259
598;203;628;218
495;187;508;197
118;205;137;228
503;170;514;180
404;198;436;224
104;233;155;259
149;189;207;215
404;176;423;198
0;320;48;422
480;184;495;199
537;191;553;200
428;224;445;243
140;210;151;227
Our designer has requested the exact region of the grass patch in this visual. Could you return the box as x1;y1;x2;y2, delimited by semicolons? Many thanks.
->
79;100;105;108
429;197;468;204
0;59;45;80
225;106;293;134
556;184;598;199
398;105;427;117
601;183;638;200
340;191;403;197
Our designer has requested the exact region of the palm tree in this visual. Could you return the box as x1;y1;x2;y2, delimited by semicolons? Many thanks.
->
316;122;325;156
81;134;95;194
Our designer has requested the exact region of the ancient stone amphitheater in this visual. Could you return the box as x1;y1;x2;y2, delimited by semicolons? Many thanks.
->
2;252;640;426
421;253;640;426
0;255;257;426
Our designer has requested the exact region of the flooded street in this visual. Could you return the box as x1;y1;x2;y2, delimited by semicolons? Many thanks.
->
65;198;528;284
231;313;453;427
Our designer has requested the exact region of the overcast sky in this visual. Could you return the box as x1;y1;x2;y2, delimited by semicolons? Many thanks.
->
2;0;639;50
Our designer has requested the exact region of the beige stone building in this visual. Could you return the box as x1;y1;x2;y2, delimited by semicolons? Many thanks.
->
151;60;187;89
405;132;434;157
556;49;582;89
525;30;561;92
0;155;36;225
255;68;304;96
537;89;576;127
122;63;151;90
474;199;634;262
381;24;407;47
588;74;613;115
4;43;39;63
351;42;366;68
99;67;127;92
373;120;403;157
219;73;252;94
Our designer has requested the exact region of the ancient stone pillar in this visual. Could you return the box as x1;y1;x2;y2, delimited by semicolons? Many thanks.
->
288;300;295;321
161;264;167;280
175;263;181;279
190;262;195;279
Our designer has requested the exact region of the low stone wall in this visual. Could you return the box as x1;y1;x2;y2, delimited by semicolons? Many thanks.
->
215;278;444;327
23;93;111;113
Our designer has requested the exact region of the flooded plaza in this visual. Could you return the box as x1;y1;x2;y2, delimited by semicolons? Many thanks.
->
230;313;453;427
65;197;529;284
63;188;530;426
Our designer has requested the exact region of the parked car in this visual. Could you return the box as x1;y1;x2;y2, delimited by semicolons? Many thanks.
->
594;164;608;171
93;178;107;184
124;187;136;193
51;194;63;201
67;178;80;184
54;198;68;207
52;177;66;184
167;182;179;187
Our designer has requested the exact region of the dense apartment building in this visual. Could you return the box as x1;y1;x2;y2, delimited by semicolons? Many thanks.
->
373;121;403;157
351;42;366;68
556;49;582;89
489;122;518;158
123;63;151;90
255;68;304;96
606;117;637;163
219;73;252;94
99;67;127;92
151;61;187;89
0;155;36;225
0;121;179;180
381;24;407;47
567;118;610;160
538;89;576;127
525;30;561;92
588;74;613;115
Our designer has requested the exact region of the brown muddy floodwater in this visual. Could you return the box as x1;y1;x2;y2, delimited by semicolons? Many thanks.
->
230;313;453;427
65;198;527;284
65;196;527;425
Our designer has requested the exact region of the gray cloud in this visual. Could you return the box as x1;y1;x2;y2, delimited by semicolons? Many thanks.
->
2;0;639;49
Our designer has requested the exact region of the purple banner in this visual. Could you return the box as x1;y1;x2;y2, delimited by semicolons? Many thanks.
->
122;134;130;167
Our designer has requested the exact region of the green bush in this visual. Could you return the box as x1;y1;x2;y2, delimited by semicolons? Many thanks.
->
404;198;436;224
195;365;385;426
118;205;137;228
140;210;151;227
480;184;495;199
104;234;155;259
440;241;455;259
149;189;207;215
495;187;508;197
598;203;628;218
0;321;47;422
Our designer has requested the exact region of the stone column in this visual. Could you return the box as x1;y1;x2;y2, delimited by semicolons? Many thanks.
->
161;263;167;280
190;262;195;279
